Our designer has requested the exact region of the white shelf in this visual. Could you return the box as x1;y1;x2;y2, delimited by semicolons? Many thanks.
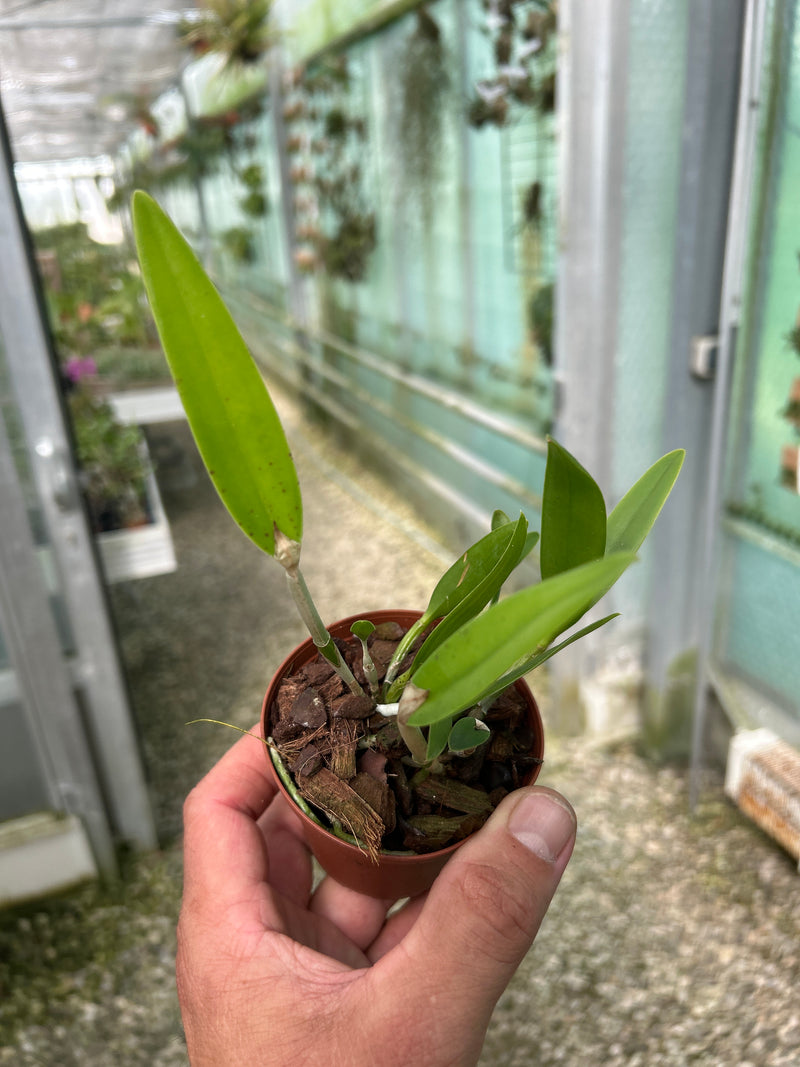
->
97;447;177;584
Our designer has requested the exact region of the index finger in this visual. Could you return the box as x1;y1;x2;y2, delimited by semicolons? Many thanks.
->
182;724;279;906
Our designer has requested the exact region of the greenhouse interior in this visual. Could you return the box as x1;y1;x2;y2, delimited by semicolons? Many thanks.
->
0;1;799;1064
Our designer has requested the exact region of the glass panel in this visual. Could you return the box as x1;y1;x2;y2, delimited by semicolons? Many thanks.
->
10;192;170;548
0;320;76;656
727;0;800;540
0;349;55;820
22;207;171;395
717;0;800;718
0;672;51;820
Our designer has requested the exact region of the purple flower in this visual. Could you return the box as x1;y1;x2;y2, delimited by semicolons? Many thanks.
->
64;356;98;383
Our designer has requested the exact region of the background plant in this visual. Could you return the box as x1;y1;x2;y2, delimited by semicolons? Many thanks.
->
68;386;150;533
282;56;376;283
391;5;452;226
779;252;800;491
107;98;269;241
468;0;558;129
34;222;158;357
177;0;275;67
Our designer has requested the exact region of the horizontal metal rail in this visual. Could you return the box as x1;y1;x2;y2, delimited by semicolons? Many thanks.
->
232;290;548;458
239;307;544;515
285;361;493;531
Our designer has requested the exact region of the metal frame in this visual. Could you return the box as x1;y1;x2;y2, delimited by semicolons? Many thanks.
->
0;102;156;852
555;0;631;486
0;407;115;875
641;0;748;747
689;0;771;804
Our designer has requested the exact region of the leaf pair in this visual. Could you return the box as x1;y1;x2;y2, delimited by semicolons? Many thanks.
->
541;437;685;572
384;513;538;690
407;445;684;730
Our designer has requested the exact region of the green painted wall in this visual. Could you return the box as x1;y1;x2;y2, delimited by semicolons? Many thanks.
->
718;0;800;711
201;0;557;537
612;0;690;620
277;0;420;62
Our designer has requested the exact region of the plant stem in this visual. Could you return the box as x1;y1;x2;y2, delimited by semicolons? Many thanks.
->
274;528;364;696
354;635;380;699
287;567;364;694
396;681;430;764
383;615;428;686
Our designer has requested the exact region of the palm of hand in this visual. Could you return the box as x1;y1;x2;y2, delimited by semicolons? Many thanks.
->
177;729;575;1067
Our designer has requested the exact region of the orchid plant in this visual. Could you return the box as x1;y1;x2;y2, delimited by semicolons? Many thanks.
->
132;191;683;771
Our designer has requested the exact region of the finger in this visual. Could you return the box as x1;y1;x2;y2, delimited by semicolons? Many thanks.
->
366;894;427;962
376;787;576;1033
182;724;279;910
258;792;313;907
310;876;394;951
190;722;276;819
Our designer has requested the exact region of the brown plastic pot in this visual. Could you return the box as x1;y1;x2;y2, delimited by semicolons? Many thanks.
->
261;609;545;900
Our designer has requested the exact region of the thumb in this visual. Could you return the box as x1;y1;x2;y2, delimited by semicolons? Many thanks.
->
391;786;575;1015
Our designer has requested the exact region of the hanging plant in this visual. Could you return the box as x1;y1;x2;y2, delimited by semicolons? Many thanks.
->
282;55;377;284
238;162;264;188
239;189;268;218
778;258;800;491
178;0;275;67
107;93;269;237
392;6;452;222
236;163;269;217
221;226;256;263
467;0;558;129
317;213;376;283
528;281;554;367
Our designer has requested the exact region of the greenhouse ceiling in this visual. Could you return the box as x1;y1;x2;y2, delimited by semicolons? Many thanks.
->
0;0;196;166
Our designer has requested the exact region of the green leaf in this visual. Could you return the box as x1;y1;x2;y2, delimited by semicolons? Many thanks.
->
350;620;375;641
408;552;636;727
412;515;529;670
426;518;526;618
520;530;540;562
606;449;685;555
492;530;539;606
448;717;492;753
491;509;511;529
132;191;302;556
385;518;529;681
477;613;620;706
425;717;452;762
540;439;606;579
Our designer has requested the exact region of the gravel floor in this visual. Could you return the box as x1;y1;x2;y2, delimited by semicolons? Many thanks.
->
1;395;798;1066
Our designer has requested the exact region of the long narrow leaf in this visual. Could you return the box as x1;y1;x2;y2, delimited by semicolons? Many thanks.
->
606;449;685;554
411;514;530;671
408;553;635;727
476;613;620;707
425;717;452;762
385;518;527;680
540;439;606;579
426;517;526;617
132;191;302;556
492;529;539;606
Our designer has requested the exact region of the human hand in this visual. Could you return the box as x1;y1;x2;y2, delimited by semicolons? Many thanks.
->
177;726;576;1066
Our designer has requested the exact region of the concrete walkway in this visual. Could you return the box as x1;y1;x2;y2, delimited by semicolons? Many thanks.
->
1;391;798;1066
